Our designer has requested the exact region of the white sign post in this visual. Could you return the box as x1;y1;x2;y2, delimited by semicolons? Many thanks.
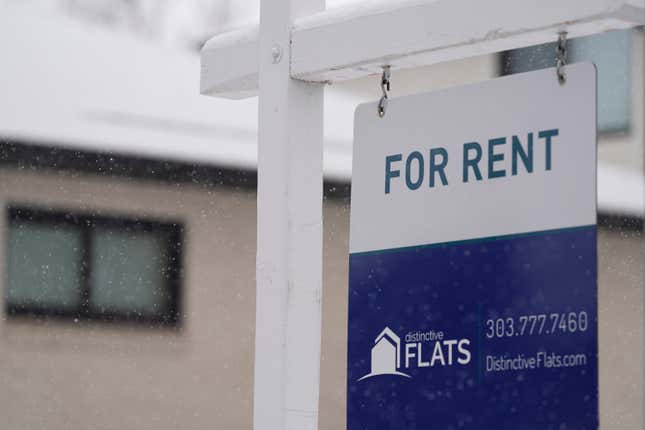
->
199;2;644;430
255;1;325;430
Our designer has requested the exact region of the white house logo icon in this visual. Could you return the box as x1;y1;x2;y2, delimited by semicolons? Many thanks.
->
358;327;411;381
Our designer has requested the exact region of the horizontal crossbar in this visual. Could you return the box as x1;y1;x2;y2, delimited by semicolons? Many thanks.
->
201;0;645;99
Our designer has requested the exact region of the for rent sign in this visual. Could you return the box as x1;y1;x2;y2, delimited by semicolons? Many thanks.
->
348;63;598;429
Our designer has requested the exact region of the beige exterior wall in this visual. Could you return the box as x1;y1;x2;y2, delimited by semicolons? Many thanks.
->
0;168;260;430
598;227;644;429
0;166;642;429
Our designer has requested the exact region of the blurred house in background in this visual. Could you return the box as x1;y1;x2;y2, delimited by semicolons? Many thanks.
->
0;1;643;429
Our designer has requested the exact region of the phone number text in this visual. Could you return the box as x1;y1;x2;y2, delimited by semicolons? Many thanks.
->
485;311;589;339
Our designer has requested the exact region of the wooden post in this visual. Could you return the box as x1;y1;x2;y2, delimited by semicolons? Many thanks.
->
254;0;325;430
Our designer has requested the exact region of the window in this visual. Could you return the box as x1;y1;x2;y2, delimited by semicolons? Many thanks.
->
6;207;183;325
501;29;632;133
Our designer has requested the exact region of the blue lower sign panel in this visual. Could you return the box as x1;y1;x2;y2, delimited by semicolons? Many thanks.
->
347;227;597;429
349;64;598;429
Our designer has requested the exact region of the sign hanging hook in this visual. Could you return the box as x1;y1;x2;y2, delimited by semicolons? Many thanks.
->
556;31;568;85
378;66;391;118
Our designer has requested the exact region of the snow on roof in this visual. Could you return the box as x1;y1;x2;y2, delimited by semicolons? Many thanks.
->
0;2;354;180
0;2;641;217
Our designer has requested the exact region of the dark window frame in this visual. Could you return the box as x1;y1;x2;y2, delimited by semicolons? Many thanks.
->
5;206;183;327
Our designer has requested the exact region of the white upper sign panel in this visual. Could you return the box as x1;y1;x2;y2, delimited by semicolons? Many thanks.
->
350;63;597;254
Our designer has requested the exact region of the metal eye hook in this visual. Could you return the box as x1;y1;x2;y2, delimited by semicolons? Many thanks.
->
556;31;568;85
378;65;391;118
